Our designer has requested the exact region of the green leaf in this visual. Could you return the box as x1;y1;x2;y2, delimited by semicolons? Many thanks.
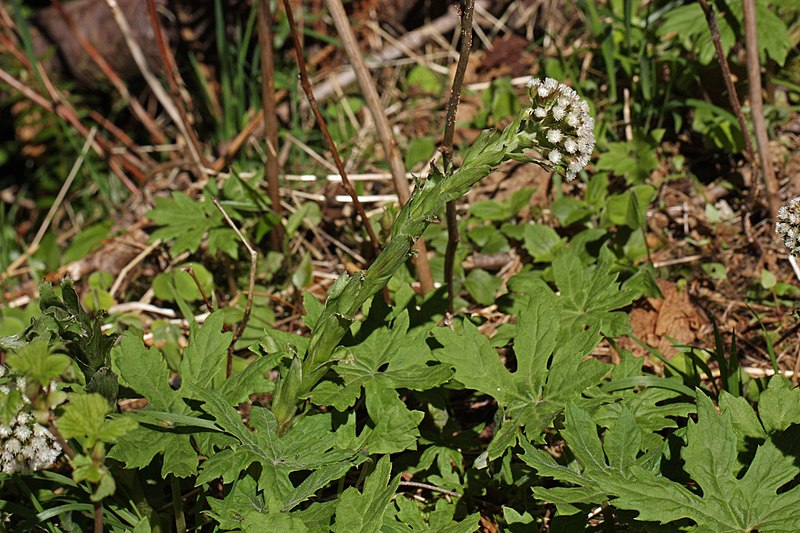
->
190;386;358;509
57;394;138;446
463;269;503;306
180;311;233;393
6;339;71;386
384;497;480;533
114;333;178;412
758;375;800;433
311;311;451;453
333;456;399;533
522;224;565;262
148;192;224;254
63;221;112;263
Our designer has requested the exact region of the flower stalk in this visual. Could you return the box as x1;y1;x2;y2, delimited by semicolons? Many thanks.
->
272;79;596;431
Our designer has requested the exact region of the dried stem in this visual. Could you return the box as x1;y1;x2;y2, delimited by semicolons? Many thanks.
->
257;0;285;249
0;64;139;192
211;198;257;378
146;0;209;168
281;0;381;257
743;0;780;218
104;0;205;174
183;264;214;312
398;480;463;498
324;0;434;293
698;0;755;164
442;0;475;315
52;0;169;148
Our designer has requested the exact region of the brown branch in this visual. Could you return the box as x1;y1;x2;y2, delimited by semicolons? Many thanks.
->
211;198;257;379
743;0;780;218
257;0;284;249
698;0;755;164
281;0;381;257
146;0;209;168
324;0;434;293
442;0;475;315
183;264;214;312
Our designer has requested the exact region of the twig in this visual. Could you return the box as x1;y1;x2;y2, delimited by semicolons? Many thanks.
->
183;264;214;312
281;0;381;257
32;127;97;250
697;0;755;165
104;0;205;174
146;0;209;168
743;0;780;218
324;0;434;293
257;0;284;249
211;197;257;378
442;0;475;315
398;480;463;498
110;239;162;297
0;128;97;282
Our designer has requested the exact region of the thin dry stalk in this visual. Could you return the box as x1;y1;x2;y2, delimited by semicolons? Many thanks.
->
698;0;756;164
442;0;475;315
146;0;209;168
51;0;168;148
257;0;284;249
324;0;434;293
281;0;381;257
211;197;257;378
743;0;780;218
104;0;205;174
0;128;98;282
183;264;214;312
110;238;162;297
0;37;140;190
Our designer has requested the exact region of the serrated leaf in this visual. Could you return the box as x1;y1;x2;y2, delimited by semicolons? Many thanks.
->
333;456;399;533
57;394;137;446
6;339;71;386
148;192;224;254
758;375;800;433
311;311;450;453
189;386;358;509
180;311;232;393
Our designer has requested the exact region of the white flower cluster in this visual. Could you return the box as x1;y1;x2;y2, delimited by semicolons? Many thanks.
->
526;77;595;181
0;371;61;474
776;197;800;256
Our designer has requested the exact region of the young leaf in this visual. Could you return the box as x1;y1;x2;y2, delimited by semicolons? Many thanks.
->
147;192;224;255
57;394;138;447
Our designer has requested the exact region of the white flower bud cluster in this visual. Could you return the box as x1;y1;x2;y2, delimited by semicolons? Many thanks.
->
526;77;595;181
776;197;800;256
0;371;61;474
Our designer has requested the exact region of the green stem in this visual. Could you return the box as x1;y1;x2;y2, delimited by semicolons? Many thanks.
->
273;114;531;429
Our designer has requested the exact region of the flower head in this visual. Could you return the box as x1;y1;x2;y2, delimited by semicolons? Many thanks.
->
525;77;595;180
0;373;61;474
776;197;800;255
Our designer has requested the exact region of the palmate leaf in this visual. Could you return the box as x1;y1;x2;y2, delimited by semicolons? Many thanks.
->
332;456;399;533
109;312;266;478
525;389;800;532
191;385;361;512
434;252;635;457
310;311;452;454
147;192;226;255
382;497;481;533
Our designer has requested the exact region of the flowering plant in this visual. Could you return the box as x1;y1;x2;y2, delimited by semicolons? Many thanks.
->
272;78;596;429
